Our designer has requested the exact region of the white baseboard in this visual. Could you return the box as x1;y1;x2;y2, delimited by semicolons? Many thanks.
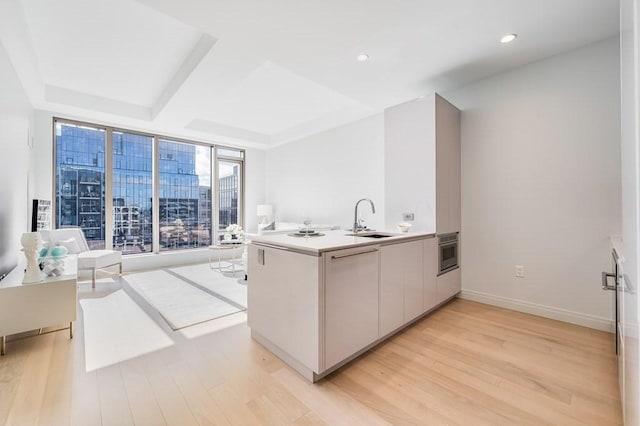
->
458;289;614;333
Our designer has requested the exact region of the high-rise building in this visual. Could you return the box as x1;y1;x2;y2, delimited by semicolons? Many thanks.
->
54;123;217;253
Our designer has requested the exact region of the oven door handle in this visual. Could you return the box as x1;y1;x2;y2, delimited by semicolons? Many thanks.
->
602;271;616;291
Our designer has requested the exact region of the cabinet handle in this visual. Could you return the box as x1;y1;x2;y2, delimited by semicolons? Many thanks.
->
331;248;378;260
602;271;616;291
253;242;292;251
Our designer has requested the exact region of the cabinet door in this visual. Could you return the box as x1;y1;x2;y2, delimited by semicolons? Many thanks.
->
325;246;379;369
403;240;425;323
448;103;461;232
380;241;424;336
247;245;320;372
435;94;461;234
437;267;461;304
380;244;406;336
435;122;450;233
423;238;438;312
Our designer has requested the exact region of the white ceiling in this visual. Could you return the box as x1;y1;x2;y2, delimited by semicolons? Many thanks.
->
0;0;619;148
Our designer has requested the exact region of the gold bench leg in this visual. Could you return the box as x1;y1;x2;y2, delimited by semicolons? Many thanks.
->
1;336;5;356
70;322;74;339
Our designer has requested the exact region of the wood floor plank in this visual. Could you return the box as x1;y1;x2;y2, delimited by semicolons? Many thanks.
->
38;329;73;426
208;382;264;425
0;271;623;425
168;359;232;425
5;332;55;425
0;338;34;425
145;360;199;426
274;367;391;426
96;364;134;425
120;358;166;426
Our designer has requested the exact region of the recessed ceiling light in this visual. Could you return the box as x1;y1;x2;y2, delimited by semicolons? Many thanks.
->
357;53;369;62
501;33;518;44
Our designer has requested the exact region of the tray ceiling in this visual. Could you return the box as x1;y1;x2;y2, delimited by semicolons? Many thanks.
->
0;0;619;148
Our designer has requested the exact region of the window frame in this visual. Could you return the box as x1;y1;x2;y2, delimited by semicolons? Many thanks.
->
52;117;245;254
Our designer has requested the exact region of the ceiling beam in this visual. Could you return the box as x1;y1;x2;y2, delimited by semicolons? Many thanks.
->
45;86;151;121
151;33;217;120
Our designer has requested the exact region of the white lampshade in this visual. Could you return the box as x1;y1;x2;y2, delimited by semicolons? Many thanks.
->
256;204;273;217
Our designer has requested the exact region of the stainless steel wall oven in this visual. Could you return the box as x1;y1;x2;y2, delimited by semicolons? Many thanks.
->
438;232;459;275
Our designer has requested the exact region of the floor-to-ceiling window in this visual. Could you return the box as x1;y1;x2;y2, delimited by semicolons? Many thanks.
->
112;130;153;254
216;148;244;240
54;121;106;249
158;139;211;251
53;118;242;254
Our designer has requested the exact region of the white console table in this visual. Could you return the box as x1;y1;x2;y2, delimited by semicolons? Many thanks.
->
0;255;78;355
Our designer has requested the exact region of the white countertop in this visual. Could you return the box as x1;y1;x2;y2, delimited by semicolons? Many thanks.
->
249;229;435;255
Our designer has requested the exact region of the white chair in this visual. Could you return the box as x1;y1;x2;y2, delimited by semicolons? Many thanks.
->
40;228;122;289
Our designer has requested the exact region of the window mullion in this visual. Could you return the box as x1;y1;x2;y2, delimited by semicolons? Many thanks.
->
152;136;160;253
105;128;114;250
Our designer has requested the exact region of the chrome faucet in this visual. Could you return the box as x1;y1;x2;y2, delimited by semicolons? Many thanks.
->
353;198;376;233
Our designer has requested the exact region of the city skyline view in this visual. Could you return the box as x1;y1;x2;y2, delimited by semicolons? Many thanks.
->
54;120;242;254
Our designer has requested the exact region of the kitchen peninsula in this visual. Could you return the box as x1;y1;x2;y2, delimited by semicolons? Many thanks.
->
247;229;461;382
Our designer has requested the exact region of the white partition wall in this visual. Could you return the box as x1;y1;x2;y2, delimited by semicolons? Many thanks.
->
445;37;622;329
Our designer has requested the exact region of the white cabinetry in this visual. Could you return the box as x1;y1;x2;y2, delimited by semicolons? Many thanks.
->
379;240;423;336
248;233;450;382
435;94;461;234
384;93;460;234
323;246;380;369
437;267;461;304
423;238;438;311
247;245;321;373
0;256;78;355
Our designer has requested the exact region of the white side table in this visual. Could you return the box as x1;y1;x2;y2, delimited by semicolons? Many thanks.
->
208;242;247;274
0;255;78;355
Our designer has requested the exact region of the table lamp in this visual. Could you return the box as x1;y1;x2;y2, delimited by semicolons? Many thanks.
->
257;204;273;224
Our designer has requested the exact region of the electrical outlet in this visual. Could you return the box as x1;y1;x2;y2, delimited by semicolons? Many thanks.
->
515;265;525;278
402;212;414;221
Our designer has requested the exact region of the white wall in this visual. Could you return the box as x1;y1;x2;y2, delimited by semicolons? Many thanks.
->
0;40;33;277
264;114;385;231
243;147;266;234
445;37;621;330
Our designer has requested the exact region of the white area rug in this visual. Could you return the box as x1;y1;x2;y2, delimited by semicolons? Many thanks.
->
169;263;247;308
79;290;173;372
125;269;242;330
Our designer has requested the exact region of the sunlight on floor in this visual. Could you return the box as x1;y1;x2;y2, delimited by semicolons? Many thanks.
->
79;289;173;372
179;311;247;339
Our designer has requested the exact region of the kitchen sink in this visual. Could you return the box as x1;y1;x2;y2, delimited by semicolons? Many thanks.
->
345;232;395;238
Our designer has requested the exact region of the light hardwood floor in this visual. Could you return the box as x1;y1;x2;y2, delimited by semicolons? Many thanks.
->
0;275;622;425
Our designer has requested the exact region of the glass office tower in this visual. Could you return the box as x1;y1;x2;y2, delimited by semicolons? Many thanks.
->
54;122;219;253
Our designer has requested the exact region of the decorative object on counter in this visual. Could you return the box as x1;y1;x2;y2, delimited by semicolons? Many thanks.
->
42;256;66;277
21;232;43;284
288;231;325;238
302;217;312;233
397;222;412;232
50;244;69;258
224;224;244;241
257;204;273;225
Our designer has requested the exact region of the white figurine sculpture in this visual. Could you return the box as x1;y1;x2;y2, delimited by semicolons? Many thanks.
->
21;232;43;284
